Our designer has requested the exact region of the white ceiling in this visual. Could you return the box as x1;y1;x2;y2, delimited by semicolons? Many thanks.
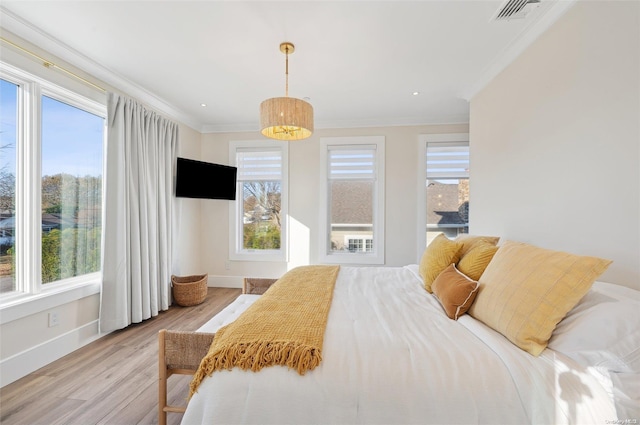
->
0;1;574;133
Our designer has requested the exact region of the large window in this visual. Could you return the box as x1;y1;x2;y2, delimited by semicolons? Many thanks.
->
229;141;288;261
0;64;105;301
320;136;385;264
425;138;469;246
0;79;17;294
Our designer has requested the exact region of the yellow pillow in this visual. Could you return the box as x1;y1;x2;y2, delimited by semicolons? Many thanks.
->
419;234;463;293
432;264;479;320
468;241;612;356
455;234;500;256
457;242;499;281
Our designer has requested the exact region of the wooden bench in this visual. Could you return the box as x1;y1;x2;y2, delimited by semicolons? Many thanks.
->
158;329;215;425
159;277;276;424
243;277;278;295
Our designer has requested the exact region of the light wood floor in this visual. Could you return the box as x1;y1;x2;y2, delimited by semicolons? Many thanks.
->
0;287;242;425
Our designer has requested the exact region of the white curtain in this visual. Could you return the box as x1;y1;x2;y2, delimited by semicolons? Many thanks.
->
100;92;179;332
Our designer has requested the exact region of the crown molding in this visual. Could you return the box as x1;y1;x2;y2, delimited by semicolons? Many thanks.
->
316;114;471;131
460;0;579;101
0;6;203;131
200;113;470;134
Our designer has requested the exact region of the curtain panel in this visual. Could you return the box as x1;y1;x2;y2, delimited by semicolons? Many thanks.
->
100;93;179;332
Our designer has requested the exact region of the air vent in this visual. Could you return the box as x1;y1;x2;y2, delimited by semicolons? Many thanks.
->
494;0;540;20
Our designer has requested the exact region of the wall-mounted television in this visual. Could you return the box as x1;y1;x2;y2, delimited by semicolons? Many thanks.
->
175;157;237;200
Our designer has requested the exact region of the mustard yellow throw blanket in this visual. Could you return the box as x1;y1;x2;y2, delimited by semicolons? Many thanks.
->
189;265;340;398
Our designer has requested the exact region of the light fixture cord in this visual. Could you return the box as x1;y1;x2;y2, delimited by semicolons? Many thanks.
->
284;47;289;97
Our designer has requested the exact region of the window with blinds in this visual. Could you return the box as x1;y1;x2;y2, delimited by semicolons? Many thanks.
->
426;141;469;245
328;147;376;180
236;149;282;182
320;137;385;264
229;142;288;260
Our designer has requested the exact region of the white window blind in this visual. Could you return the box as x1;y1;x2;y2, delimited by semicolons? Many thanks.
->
236;149;282;181
320;136;385;265
426;142;469;179
328;145;376;180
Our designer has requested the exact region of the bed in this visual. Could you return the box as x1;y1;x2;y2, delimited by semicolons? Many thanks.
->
162;238;640;425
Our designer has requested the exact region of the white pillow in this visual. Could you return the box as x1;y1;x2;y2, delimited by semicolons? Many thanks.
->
548;282;640;420
548;282;640;373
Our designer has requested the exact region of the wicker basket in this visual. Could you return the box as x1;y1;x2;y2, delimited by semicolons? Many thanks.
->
171;274;208;306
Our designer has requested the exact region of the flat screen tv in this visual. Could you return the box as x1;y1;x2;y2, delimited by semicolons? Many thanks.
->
175;157;237;200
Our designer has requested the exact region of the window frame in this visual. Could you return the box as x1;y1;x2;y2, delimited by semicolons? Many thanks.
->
228;140;289;262
416;133;469;260
319;136;385;265
0;61;106;311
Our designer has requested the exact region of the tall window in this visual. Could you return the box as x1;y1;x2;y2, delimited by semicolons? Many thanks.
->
229;141;288;261
0;79;17;294
0;64;105;300
426;140;469;245
320;136;385;264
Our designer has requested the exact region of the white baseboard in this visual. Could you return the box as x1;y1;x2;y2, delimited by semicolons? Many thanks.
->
0;320;103;388
207;275;243;288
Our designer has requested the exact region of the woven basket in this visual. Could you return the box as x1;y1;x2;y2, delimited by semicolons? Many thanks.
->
171;274;208;306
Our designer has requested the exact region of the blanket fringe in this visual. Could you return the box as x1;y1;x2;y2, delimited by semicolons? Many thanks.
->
189;341;322;398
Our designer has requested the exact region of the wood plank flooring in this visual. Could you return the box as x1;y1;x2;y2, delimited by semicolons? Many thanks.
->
0;287;242;425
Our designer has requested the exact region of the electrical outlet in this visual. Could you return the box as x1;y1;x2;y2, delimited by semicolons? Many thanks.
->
48;312;59;327
224;260;231;270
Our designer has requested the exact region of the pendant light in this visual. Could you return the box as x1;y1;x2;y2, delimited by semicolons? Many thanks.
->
260;42;314;141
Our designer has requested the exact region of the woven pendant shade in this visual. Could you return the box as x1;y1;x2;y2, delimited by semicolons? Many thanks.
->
260;42;313;141
260;96;314;141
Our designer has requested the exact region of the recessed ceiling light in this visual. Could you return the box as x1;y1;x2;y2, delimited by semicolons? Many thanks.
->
200;103;207;107
412;92;420;96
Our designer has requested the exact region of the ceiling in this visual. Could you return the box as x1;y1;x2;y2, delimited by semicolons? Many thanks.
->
0;1;573;133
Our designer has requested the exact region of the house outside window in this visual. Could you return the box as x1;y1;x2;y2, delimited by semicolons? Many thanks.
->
0;63;105;301
229;141;288;262
346;236;373;253
425;138;469;246
320;136;385;265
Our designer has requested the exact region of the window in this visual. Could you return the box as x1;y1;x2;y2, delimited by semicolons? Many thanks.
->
0;63;105;302
320;136;385;264
424;136;469;246
346;236;373;253
0;79;17;294
229;141;288;261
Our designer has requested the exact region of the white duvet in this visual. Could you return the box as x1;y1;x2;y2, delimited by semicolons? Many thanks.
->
183;266;616;424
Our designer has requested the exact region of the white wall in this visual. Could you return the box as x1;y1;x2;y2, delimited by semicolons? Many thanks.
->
174;124;205;276
199;124;468;286
470;1;639;289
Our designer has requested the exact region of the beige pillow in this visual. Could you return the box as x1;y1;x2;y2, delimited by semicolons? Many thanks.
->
455;234;500;257
457;242;499;281
419;234;463;293
432;264;479;320
468;240;612;356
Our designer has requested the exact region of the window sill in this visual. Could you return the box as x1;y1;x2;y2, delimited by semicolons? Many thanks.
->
229;250;287;263
0;276;101;325
320;252;385;265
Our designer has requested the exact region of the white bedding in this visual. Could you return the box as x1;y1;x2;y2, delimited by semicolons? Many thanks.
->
183;265;623;424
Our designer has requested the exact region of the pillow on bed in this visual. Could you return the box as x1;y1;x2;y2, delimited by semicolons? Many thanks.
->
468;240;612;356
419;234;463;293
548;282;640;419
456;241;499;281
455;234;500;256
432;264;479;320
548;285;640;374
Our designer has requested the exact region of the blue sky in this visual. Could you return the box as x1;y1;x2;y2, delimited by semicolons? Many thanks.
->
1;79;104;178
